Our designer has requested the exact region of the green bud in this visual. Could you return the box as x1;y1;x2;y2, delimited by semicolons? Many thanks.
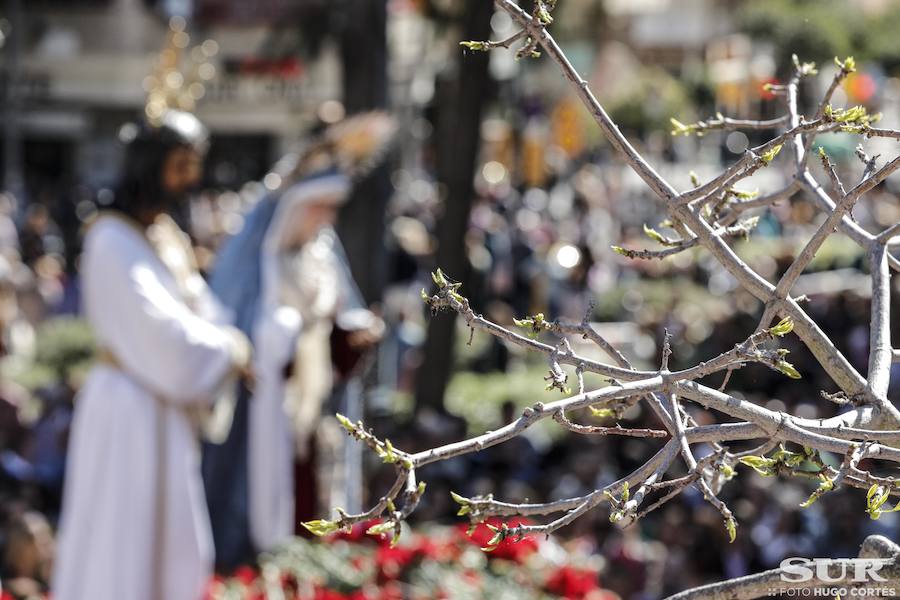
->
792;55;817;76
455;497;472;517
459;40;487;52
835;56;856;73
776;360;802;379
669;118;691;136
366;521;396;536
759;144;783;164
720;463;736;479
302;519;341;537
864;484;900;519
739;456;777;477
335;413;355;433
643;224;667;245
379;439;398;464
730;188;759;200
725;517;737;543
800;475;833;508
768;317;795;337
590;406;616;419
481;523;506;552
431;268;448;288
536;4;553;23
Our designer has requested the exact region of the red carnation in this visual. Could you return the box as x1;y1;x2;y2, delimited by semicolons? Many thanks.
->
545;566;600;599
232;565;259;586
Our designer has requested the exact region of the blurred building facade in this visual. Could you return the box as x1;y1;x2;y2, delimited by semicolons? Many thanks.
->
1;0;341;208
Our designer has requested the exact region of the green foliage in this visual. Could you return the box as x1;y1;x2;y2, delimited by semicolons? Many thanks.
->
740;0;900;74
33;317;95;378
4;317;95;391
592;276;731;324
739;1;865;70
445;366;564;436
740;446;813;478
606;67;693;136
824;104;880;127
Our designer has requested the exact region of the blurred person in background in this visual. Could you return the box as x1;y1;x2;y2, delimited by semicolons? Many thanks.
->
16;205;62;271
0;194;18;263
0;261;28;478
52;110;253;600
203;113;392;571
1;509;54;599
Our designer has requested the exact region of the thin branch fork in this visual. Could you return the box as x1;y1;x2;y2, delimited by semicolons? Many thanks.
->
678;119;824;205
801;62;855;157
409;375;666;467
552;409;668;438
774;155;900;301
799;169;900;274
819;147;846;197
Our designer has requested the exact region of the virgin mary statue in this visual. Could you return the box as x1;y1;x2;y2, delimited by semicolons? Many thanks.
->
202;112;394;570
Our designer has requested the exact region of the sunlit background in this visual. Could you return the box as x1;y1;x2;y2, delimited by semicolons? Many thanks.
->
2;1;900;598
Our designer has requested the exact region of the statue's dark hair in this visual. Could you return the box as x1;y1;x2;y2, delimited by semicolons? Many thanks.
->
110;111;208;220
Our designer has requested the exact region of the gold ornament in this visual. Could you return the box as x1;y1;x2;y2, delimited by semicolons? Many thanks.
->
143;16;219;124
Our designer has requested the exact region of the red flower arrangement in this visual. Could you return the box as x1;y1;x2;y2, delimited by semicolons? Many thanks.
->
205;518;609;599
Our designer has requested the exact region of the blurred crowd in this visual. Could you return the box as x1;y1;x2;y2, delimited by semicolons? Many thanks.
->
0;127;899;598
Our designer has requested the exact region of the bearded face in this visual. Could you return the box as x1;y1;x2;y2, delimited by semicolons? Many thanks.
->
160;146;203;211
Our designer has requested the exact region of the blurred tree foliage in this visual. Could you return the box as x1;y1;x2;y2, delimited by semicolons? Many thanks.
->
739;0;900;74
606;67;694;136
5;317;95;391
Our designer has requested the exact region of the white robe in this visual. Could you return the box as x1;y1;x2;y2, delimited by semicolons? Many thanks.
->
245;204;344;552
53;215;245;600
